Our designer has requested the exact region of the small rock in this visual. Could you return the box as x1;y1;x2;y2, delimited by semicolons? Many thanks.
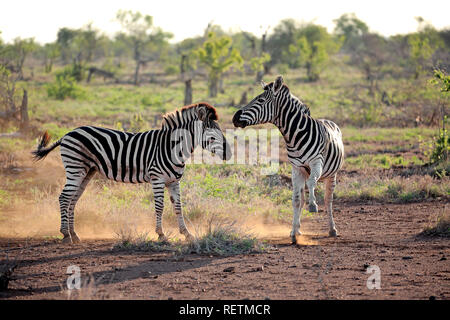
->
439;256;446;261
223;267;235;273
402;256;413;260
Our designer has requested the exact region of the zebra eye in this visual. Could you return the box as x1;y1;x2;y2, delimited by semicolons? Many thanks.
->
257;98;265;103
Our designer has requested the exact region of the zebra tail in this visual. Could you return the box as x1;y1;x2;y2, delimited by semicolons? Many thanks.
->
31;131;62;161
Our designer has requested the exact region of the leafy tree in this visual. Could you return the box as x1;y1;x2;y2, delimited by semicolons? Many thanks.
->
250;53;271;82
56;27;79;64
350;33;389;95
41;43;60;73
287;24;340;81
333;13;369;51
265;19;302;70
175;36;212;105
0;64;29;129
196;32;243;97
1;37;37;80
407;18;443;79
409;35;434;79
116;10;172;85
76;23;101;63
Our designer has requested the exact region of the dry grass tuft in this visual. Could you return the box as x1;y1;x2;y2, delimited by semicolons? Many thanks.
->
113;217;271;256
421;208;450;237
186;217;270;256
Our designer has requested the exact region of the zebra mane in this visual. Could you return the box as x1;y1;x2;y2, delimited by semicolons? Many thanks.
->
291;95;311;116
161;103;218;129
264;82;311;116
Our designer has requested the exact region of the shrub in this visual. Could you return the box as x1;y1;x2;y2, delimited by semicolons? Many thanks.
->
47;69;85;100
429;117;449;164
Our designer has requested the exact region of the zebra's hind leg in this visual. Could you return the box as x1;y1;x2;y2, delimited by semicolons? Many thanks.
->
325;175;338;237
66;168;96;243
167;181;194;241
151;180;168;242
290;166;307;244
306;159;323;213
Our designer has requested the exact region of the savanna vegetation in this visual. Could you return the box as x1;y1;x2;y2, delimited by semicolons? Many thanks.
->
0;11;448;244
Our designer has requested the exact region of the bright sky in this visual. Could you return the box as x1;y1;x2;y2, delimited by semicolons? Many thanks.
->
1;0;449;44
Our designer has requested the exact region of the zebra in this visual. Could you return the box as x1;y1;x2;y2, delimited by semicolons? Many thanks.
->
232;76;344;243
32;103;231;244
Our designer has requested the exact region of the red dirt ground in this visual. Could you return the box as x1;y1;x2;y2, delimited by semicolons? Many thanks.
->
0;201;449;300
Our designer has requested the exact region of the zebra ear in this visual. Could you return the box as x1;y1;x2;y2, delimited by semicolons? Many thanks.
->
197;106;207;121
272;75;284;94
260;80;267;89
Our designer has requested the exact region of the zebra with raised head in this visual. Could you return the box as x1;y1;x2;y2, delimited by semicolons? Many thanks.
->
233;76;344;243
32;103;231;244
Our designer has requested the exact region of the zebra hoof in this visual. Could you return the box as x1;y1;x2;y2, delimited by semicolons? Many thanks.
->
329;229;338;237
71;232;81;243
290;231;300;244
158;235;169;243
61;235;73;244
309;204;318;213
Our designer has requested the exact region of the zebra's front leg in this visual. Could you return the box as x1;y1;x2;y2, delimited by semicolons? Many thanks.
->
290;166;306;244
306;159;323;213
167;181;194;241
151;181;167;242
325;175;338;237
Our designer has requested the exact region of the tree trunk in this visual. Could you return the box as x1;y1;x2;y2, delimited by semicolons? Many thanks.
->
256;70;264;82
133;43;142;86
261;31;270;76
209;76;219;98
184;79;192;106
19;89;28;131
180;54;192;105
134;60;141;86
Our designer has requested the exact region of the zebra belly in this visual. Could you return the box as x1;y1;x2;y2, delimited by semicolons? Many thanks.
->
287;142;343;180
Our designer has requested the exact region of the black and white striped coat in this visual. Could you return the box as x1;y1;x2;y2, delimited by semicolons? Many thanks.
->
32;103;231;243
233;76;344;242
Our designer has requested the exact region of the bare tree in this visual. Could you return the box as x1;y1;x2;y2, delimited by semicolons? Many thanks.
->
0;66;29;132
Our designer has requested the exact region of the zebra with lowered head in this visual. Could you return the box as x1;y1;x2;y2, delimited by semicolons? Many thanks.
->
233;76;344;243
32;103;231;244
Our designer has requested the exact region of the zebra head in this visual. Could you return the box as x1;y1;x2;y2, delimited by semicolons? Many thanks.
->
233;75;286;128
196;104;232;161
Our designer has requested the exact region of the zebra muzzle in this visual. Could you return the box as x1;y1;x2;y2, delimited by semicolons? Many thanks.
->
232;110;247;128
